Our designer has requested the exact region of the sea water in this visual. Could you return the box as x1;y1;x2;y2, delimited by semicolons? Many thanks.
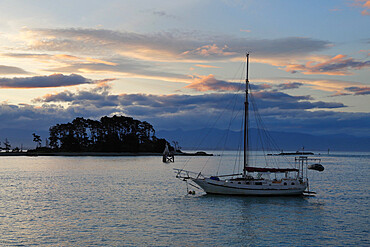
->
0;152;368;246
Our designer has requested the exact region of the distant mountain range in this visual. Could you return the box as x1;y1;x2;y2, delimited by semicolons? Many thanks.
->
157;128;370;152
0;127;369;152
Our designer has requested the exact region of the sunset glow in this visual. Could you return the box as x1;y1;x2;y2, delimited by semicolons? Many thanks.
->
0;0;368;145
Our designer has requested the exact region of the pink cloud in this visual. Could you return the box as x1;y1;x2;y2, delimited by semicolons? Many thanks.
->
182;44;236;58
350;0;370;15
361;9;370;15
284;54;370;75
185;74;242;92
195;64;221;68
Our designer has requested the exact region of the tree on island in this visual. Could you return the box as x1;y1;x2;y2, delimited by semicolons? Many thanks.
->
42;115;171;153
3;138;11;152
32;133;42;148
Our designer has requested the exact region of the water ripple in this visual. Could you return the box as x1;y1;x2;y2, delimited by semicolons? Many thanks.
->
0;154;368;246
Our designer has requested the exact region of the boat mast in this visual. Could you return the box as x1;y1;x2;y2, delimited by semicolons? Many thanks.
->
243;53;250;178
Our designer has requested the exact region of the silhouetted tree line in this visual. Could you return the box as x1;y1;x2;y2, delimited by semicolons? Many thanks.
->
45;115;170;153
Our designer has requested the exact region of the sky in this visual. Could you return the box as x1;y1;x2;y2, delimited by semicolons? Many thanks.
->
0;0;369;145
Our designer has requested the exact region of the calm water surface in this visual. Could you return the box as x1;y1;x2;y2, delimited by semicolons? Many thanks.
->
0;152;369;246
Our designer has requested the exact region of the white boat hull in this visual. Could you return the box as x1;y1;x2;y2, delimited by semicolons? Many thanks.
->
192;178;307;196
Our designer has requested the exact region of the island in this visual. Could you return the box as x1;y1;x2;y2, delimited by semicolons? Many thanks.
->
0;115;212;157
27;115;170;154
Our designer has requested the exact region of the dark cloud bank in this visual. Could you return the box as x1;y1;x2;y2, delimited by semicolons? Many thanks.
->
1;81;369;150
0;74;95;88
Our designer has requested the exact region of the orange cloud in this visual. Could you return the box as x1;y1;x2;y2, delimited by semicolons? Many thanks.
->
283;54;370;75
54;54;117;65
351;0;370;15
195;64;221;68
361;9;370;15
253;77;365;94
85;57;118;66
185;74;241;92
182;44;236;57
54;54;80;60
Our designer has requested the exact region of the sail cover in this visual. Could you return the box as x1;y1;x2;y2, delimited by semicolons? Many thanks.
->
245;167;299;173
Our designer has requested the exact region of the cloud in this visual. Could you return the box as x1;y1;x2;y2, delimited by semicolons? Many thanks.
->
3;52;118;66
296;78;364;93
283;54;370;75
13;28;345;83
252;91;312;101
34;84;346;119
251;84;273;91
46;61;191;83
151;10;176;19
195;64;221;68
33;82;119;108
1;53;52;59
350;0;370;15
0;73;109;88
0;103;72;131
276;82;303;90
344;86;370;95
182;44;237;58
0;82;366;138
185;75;300;93
0;65;30;75
185;74;243;92
22;28;331;62
330;86;370;96
180;37;331;61
22;28;199;61
238;76;368;97
249;91;345;110
2;52;191;83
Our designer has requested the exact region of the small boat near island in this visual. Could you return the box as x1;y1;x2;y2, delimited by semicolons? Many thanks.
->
162;143;174;163
175;53;324;196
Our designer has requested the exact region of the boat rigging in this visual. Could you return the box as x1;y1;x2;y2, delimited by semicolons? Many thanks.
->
174;53;324;196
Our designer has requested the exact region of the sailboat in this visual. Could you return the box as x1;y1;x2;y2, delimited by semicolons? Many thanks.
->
163;143;174;163
175;53;323;196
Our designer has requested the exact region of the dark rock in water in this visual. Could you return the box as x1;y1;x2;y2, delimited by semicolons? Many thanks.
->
268;151;314;156
176;151;213;156
279;151;314;155
308;163;324;172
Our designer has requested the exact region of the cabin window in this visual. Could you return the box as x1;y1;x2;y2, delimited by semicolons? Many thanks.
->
238;182;241;184
246;182;250;185
284;182;287;185
255;182;262;185
291;182;295;185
